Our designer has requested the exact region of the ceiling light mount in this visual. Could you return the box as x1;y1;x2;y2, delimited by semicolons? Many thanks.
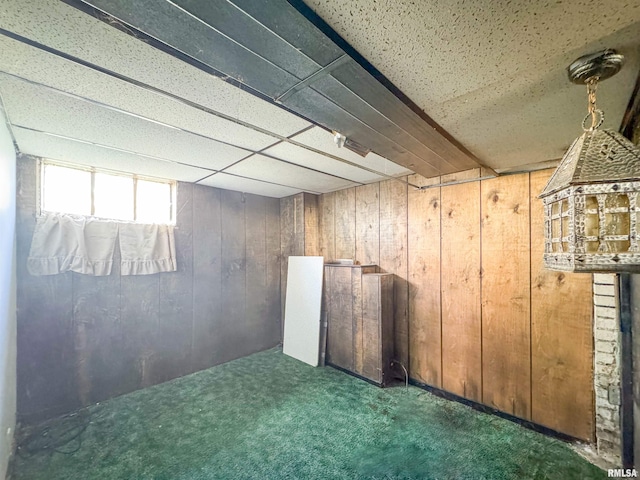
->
568;49;624;85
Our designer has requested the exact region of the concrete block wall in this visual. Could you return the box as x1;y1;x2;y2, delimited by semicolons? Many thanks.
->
593;273;621;464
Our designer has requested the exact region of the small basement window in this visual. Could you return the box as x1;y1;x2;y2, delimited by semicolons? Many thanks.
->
41;162;175;224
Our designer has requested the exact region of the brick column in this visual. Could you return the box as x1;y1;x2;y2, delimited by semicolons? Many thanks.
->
593;273;621;464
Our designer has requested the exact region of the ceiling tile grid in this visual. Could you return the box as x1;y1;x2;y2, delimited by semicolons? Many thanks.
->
198;173;302;198
225;154;359;193
0;0;418;198
12;127;212;183
0;0;312;137
0;76;252;171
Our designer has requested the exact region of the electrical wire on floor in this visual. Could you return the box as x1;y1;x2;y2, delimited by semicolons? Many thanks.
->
390;360;408;391
16;408;93;458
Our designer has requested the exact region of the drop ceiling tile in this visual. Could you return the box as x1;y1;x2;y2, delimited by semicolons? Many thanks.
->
13;127;210;182
263;141;385;184
198;173;301;198
0;37;281;151
226;154;357;193
291;127;414;176
0;0;311;137
0;77;250;170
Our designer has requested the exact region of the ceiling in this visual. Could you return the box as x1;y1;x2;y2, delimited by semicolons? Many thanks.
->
0;0;639;198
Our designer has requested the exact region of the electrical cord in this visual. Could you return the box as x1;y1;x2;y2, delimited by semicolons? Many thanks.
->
16;409;92;458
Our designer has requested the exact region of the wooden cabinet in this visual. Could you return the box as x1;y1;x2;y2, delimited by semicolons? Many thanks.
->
323;264;394;386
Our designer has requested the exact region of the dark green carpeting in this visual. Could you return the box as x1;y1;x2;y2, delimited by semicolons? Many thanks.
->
11;348;605;479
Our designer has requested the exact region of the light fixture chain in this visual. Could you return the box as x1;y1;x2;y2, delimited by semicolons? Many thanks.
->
582;77;604;131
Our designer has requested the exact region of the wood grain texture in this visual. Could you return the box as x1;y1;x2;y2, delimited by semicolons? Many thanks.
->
245;194;268;352
355;183;380;265
16;156;80;423
334;187;356;260
280;194;305;331
379;178;409;369
326;266;354;370
303;193;320;256
318;191;335;262
352;267;365;375
16;156;283;423
530;169;594;441
481;174;531;419
265;198;282;346
191;185;222;371
220;189;247;364
441;181;482;401
154;182;194;384
407;174;441;386
362;273;395;385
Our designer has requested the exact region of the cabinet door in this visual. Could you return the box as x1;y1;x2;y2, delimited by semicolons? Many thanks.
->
326;267;354;371
362;275;382;383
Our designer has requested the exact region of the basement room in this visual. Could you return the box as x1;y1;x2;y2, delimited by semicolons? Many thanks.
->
1;1;640;479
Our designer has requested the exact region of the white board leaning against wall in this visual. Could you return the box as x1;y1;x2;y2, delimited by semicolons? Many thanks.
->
283;256;324;366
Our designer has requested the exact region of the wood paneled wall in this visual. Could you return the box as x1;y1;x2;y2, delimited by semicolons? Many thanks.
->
16;155;281;424
305;169;594;441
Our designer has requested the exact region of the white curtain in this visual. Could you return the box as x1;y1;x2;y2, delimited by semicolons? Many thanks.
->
27;214;118;276
28;214;177;276
119;223;176;275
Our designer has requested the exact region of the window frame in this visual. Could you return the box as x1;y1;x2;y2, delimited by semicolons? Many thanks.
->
39;160;176;225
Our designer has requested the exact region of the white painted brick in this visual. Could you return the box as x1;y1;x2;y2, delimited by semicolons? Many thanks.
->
594;295;617;307
595;386;609;399
594;273;616;284
596;427;622;444
598;418;621;433
595;317;618;331
595;328;618;342
595;340;616;354
595;364;619;378
597;406;620;422
595;352;616;365
596;393;619;406
597;438;622;457
595;305;617;319
594;283;616;296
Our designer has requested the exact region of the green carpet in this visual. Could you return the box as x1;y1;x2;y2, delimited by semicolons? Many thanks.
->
11;348;605;479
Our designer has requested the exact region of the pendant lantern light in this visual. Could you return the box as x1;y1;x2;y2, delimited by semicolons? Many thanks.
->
540;49;640;272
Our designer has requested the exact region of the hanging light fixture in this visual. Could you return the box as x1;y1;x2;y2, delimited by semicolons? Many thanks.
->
540;49;640;273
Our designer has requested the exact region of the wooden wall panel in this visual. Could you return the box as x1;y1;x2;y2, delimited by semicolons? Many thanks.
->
220;190;247;363
530;169;594;441
441;181;482;401
155;182;194;384
16;157;80;423
379;178;409;369
481;174;531;419
326;266;354;370
192;185;222;371
303;193;320;256
16;154;282;424
314;169;595;438
246;194;269;352
318;192;335;262
334;187;356;260
355;183;380;265
72;259;137;405
279;194;305;330
407;174;441;385
265;198;282;347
